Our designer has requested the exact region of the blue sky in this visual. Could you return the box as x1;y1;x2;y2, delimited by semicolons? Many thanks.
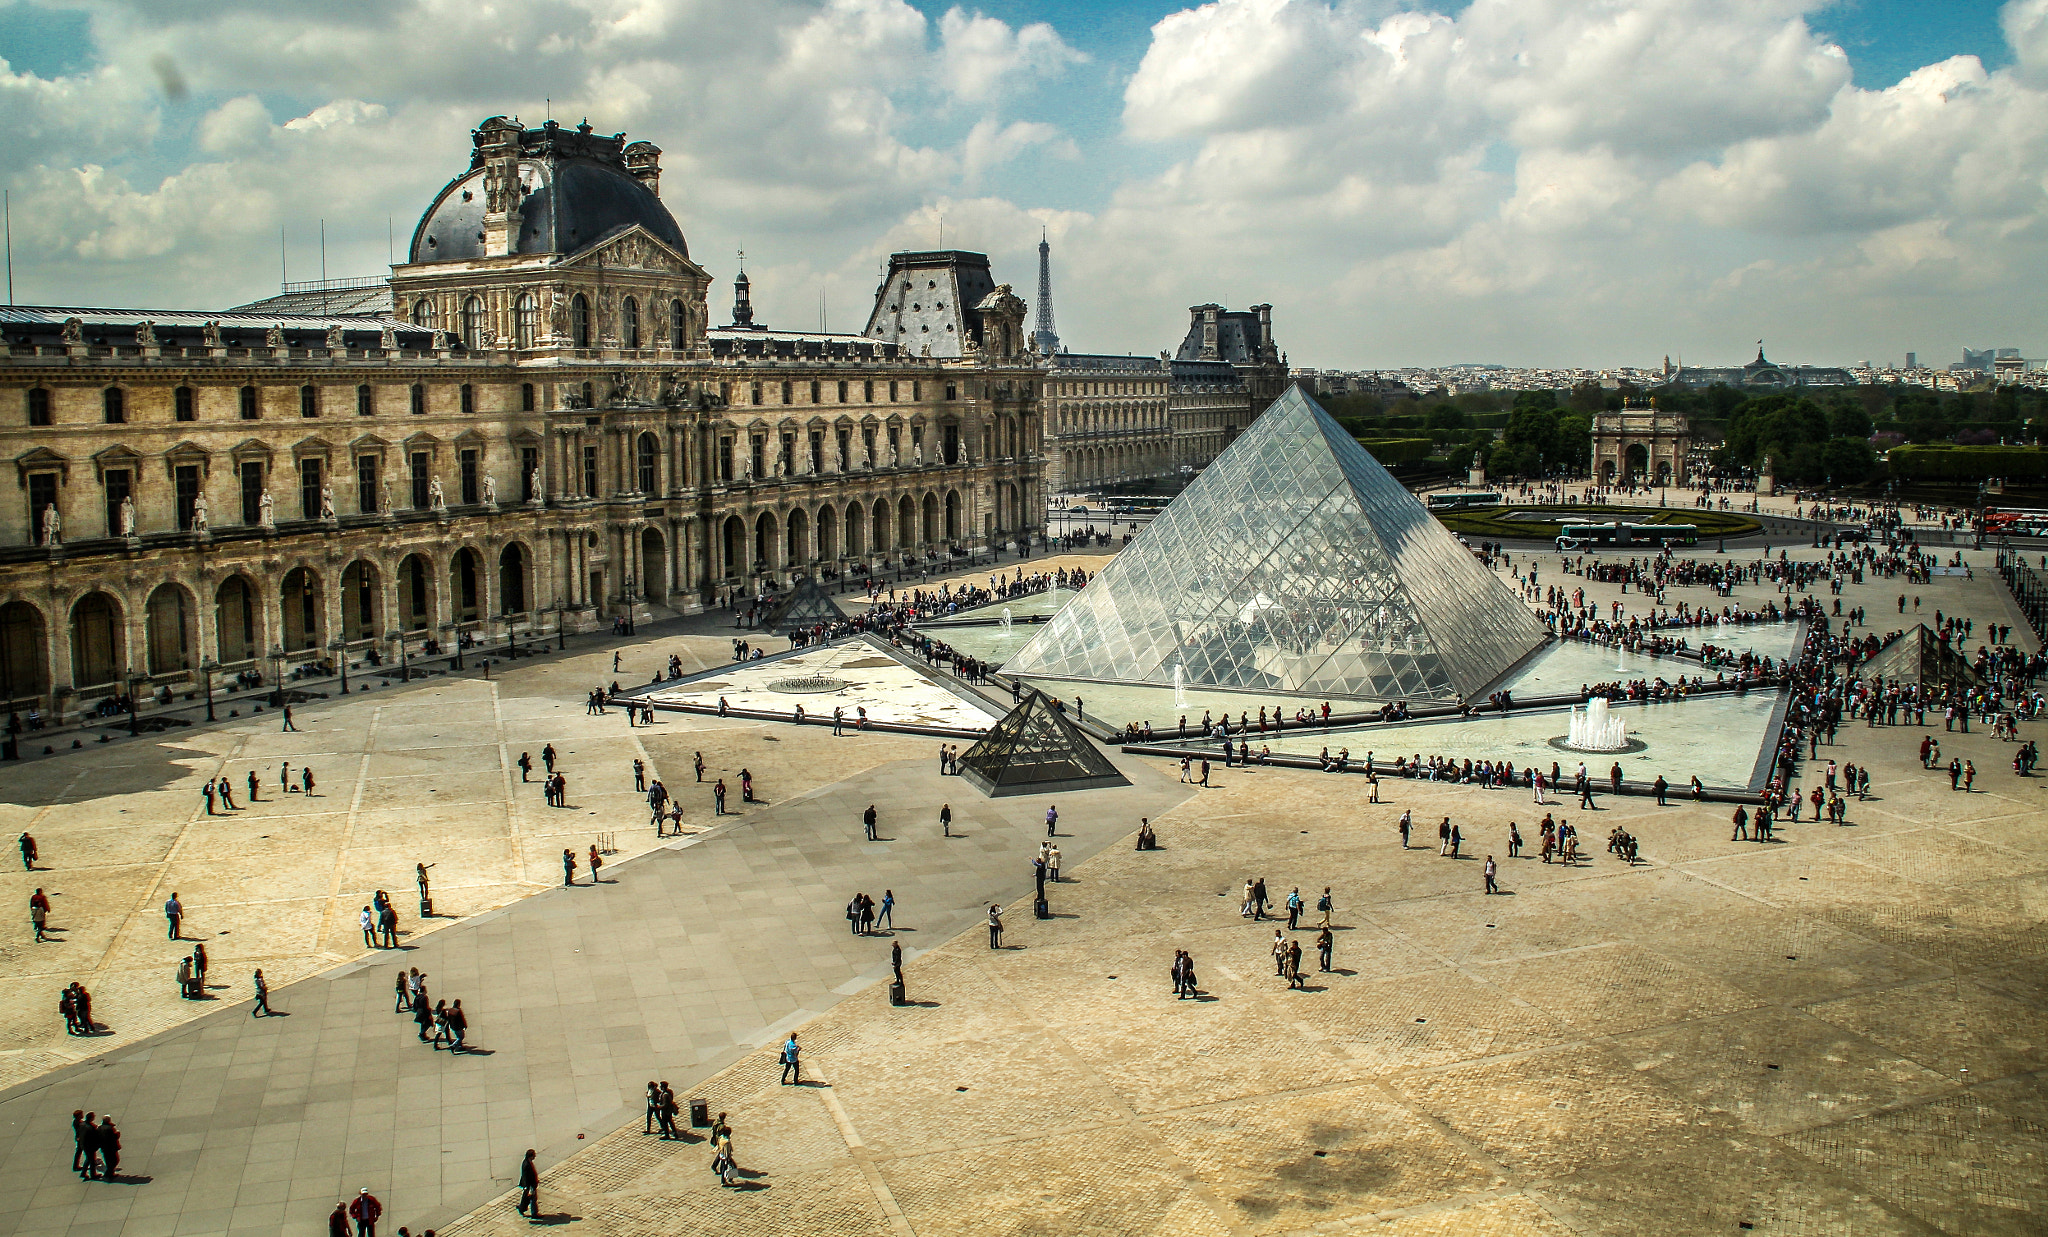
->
0;0;2043;367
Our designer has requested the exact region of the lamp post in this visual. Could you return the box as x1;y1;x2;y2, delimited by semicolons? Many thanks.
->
623;573;637;636
126;670;144;736
268;644;286;708
440;620;462;671
387;629;408;683
553;596;566;651
328;636;349;694
200;657;219;722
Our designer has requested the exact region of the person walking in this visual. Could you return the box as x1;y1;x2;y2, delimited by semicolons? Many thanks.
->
589;844;603;884
694;751;706;781
1315;925;1334;972
1316;886;1333;929
1437;817;1451;856
1286;887;1303;930
1398;809;1412;848
863;805;878;840
252;969;272;1017
76;1111;99;1179
30;887;50;942
164;892;183;940
940;804;952;837
542;743;557;774
71;1110;90;1177
1286;938;1306;989
281;704;297;732
348;1187;382;1236
447;998;467;1052
94;1114;119;1180
515;1149;540;1218
1045;805;1058;837
329;1203;350;1237
412;988;434;1042
878;890;894;931
780;1032;801;1085
517;751;532;782
987;903;1004;949
1484;855;1499;895
1271;928;1288;975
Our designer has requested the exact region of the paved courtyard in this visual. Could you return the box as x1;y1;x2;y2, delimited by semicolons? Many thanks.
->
0;542;2044;1234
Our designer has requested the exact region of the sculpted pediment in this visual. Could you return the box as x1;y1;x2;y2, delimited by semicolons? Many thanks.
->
567;225;705;279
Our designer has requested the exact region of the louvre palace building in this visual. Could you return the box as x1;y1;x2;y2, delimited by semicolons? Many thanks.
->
0;117;1048;721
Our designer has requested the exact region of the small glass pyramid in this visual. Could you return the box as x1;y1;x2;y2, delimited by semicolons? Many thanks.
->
762;577;849;634
957;689;1129;797
1004;386;1547;703
1858;624;1981;688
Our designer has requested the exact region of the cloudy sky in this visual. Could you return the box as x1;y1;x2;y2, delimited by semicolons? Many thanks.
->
1;0;2043;369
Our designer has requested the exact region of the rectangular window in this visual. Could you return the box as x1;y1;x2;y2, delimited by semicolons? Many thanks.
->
299;458;322;520
836;428;850;469
809;431;823;475
945;383;957;401
888;426;900;461
837;381;848;403
581;445;599;497
409;384;426;415
104;387;125;424
239;386;259;420
460;449;479;505
26;388;50;425
888;380;898;402
810;381;820;403
863;380;873;403
520;446;538;502
750;436;765;480
300;385;319;418
175;386;195;421
29;472;58;538
103;468;131;537
780;433;794;476
781;381;792;404
460;383;474;414
719;437;733;483
521;382;535;412
240;461;264;524
944;424;959;465
175;465;200;531
410;453;430;509
357;384;373;416
356;455;379;514
911;382;920;402
750;382;762;406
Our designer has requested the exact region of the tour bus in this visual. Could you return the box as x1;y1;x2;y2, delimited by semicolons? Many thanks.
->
1555;522;1699;550
1982;508;2048;538
1426;491;1504;510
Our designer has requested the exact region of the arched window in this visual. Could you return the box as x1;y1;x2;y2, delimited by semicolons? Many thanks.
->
410;299;434;328
513;293;537;349
460;295;484;350
621;297;640;350
570;294;591;348
669;299;685;349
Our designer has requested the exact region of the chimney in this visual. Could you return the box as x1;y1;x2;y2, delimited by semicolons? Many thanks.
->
1190;304;1221;361
474;116;524;258
1252;303;1274;362
624;141;662;199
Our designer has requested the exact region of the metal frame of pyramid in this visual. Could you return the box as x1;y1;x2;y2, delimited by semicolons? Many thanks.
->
1858;624;1982;688
1002;386;1548;704
956;689;1130;797
761;576;849;635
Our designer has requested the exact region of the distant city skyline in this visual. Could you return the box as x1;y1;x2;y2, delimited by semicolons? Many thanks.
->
0;0;2041;369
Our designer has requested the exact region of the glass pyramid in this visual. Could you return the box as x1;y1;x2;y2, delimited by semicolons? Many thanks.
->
957;689;1129;797
1003;386;1547;704
762;577;848;634
1859;623;1981;688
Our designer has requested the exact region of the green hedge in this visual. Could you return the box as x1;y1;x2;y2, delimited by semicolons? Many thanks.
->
1355;437;1434;465
1435;505;1761;540
1887;445;2048;482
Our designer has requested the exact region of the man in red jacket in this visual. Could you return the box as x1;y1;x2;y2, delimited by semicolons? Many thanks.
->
348;1187;382;1236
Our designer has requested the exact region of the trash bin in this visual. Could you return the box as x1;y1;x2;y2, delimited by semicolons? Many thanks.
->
889;979;906;1006
418;895;433;918
1034;897;1049;920
690;1098;710;1128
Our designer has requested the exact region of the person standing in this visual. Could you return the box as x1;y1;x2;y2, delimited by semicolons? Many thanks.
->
360;906;377;949
204;780;216;815
348;1187;382;1236
1315;925;1334;972
863;805;878;840
1484;855;1499;895
1731;806;1749;841
246;769;260;804
633;759;646;791
694;751;706;781
329;1203;350;1237
878;890;895;931
1398;809;1412;849
1047;846;1061;883
1449;823;1462;858
1285;887;1303;930
713;779;727;815
562;849;578;886
780;1032;801;1085
589;845;603;884
518;751;532;782
515;1149;540;1218
987;903;1004;949
1271;928;1288;975
71;1110;90;1175
1045;805;1058;837
1437;817;1451;856
94;1114;119;1180
1508;822;1523;858
252;969;272;1017
164;892;183;940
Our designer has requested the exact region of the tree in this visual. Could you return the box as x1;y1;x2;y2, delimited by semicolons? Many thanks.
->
1827;401;1873;440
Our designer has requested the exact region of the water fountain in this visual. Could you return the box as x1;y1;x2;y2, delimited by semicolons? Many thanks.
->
1565;697;1628;751
1172;662;1188;710
1000;607;1013;632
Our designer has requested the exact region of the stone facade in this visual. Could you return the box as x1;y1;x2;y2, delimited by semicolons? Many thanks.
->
1042;354;1172;494
0;118;1043;720
1591;405;1691;485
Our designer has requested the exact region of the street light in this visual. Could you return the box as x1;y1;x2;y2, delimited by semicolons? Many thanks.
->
328;636;349;694
126;670;144;736
200;657;219;722
386;629;408;683
268;644;286;708
553;596;566;650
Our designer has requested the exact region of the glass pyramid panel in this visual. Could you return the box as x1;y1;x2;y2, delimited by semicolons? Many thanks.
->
1004;386;1547;704
1859;623;1981;688
762;577;849;634
957;689;1129;797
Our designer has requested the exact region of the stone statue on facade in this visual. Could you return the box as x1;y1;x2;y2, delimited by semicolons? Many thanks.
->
265;324;286;350
379;323;397;351
889;439;900;467
191;492;210;533
859;440;872;470
326;325;345;351
60;318;83;347
118;494;136;536
801;447;814;476
258;489;275;528
528;466;543;505
135;320;158;348
913;440;924;466
40;503;59;546
772;451;786;479
481;472;497;507
740;451;754;483
380;477;392;514
203;320;223;348
320;484;336;521
428;476;446;511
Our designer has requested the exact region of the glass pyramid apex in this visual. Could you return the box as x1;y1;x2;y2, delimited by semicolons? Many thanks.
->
1005;385;1547;703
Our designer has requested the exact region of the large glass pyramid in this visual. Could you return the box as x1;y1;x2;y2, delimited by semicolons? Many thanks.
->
1004;386;1547;704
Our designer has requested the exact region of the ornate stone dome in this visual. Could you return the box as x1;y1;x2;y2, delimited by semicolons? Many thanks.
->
408;118;688;264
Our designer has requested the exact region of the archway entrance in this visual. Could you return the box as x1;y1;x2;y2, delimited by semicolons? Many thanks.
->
215;576;257;664
638;528;666;603
280;567;322;652
0;601;49;700
448;549;481;623
341;560;380;642
397;554;434;631
498;544;529;614
145;585;192;675
818;504;839;562
69;592;122;689
785;508;809;570
1624;443;1648;482
722;516;745;582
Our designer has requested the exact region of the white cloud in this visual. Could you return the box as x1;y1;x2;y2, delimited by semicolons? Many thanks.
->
938;7;1084;104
